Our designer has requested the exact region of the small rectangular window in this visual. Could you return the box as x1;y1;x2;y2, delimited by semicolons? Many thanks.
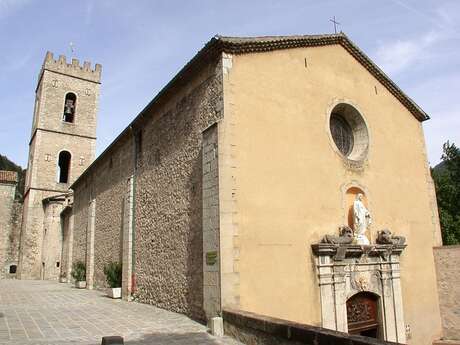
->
56;262;60;268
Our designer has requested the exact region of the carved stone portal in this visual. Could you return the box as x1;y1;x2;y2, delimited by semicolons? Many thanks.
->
311;243;407;343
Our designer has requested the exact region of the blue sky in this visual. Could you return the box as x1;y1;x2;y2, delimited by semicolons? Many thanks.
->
1;0;459;167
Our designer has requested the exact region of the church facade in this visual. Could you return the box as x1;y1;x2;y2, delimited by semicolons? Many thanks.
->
11;34;444;345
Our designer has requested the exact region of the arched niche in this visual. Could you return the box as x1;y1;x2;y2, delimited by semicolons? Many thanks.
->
345;186;368;228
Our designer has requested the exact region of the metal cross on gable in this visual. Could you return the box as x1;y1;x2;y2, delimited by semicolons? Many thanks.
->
330;16;340;34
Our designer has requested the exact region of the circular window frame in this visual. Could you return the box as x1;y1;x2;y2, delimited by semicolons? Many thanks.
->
326;100;370;167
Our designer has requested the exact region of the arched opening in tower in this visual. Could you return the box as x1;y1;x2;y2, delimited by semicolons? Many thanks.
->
58;151;71;183
63;93;76;123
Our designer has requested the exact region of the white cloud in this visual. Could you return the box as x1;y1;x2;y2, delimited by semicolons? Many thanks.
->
374;1;460;76
374;31;442;75
84;0;94;26
0;0;31;18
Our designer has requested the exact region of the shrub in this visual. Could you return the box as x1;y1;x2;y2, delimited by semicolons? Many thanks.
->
104;262;122;288
71;261;86;281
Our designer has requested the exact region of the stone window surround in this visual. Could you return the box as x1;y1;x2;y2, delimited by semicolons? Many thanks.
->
325;99;371;169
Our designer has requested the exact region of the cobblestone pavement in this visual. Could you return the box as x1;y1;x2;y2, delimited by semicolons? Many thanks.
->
0;280;241;345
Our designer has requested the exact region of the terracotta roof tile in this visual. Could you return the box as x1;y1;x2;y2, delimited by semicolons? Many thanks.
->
0;170;18;184
210;34;428;121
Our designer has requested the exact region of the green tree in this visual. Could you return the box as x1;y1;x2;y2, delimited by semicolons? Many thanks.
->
432;141;460;245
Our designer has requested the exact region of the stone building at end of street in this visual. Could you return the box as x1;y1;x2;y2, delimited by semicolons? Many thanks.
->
0;171;22;279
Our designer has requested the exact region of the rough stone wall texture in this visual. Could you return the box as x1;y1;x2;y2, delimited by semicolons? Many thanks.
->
202;124;221;319
60;212;71;279
71;136;134;288
34;57;100;139
71;182;90;269
133;57;223;320
41;201;65;280
434;246;460;340
92;138;134;289
0;181;22;279
18;189;59;279
26;130;96;193
223;309;398;345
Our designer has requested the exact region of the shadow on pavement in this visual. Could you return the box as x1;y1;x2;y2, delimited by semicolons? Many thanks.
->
89;332;230;345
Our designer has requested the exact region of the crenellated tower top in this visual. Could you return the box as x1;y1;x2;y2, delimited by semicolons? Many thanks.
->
38;51;102;85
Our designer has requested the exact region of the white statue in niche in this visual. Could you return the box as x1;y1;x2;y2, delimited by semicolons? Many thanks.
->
353;193;372;245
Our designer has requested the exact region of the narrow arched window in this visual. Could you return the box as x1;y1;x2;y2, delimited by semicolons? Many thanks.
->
58;151;71;183
63;93;76;123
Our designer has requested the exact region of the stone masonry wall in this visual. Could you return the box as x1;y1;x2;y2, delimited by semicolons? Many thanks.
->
71;136;134;288
0;179;22;279
42;200;65;280
72;182;90;268
223;308;399;345
60;211;71;279
18;189;59;279
202;123;221;319
133;57;223;320
20;52;100;280
434;246;460;340
92;138;134;289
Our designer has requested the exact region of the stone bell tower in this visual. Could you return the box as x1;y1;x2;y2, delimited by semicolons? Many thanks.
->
18;52;101;279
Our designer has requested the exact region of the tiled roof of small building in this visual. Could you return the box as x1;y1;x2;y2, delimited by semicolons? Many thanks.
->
0;170;18;184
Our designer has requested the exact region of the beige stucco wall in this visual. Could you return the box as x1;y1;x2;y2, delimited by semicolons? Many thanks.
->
223;45;442;345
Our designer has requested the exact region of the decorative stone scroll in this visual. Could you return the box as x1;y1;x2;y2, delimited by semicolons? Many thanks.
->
311;241;407;343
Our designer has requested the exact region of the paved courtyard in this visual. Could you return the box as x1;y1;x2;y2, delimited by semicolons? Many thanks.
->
0;280;241;345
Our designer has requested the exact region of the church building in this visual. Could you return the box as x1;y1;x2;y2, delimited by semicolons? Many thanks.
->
15;34;443;345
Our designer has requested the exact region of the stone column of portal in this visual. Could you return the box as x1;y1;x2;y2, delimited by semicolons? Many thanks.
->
66;213;74;282
333;268;348;332
380;262;397;342
86;199;96;289
390;256;407;344
317;255;337;330
122;176;134;300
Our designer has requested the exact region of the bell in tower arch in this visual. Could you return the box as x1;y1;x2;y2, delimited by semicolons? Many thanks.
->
63;93;76;123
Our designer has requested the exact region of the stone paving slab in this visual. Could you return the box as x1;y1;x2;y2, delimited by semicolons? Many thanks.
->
0;280;241;345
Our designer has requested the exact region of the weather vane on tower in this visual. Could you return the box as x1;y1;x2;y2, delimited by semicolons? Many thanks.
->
69;42;75;55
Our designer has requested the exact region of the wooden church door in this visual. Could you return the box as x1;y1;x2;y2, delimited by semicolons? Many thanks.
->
346;292;380;338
